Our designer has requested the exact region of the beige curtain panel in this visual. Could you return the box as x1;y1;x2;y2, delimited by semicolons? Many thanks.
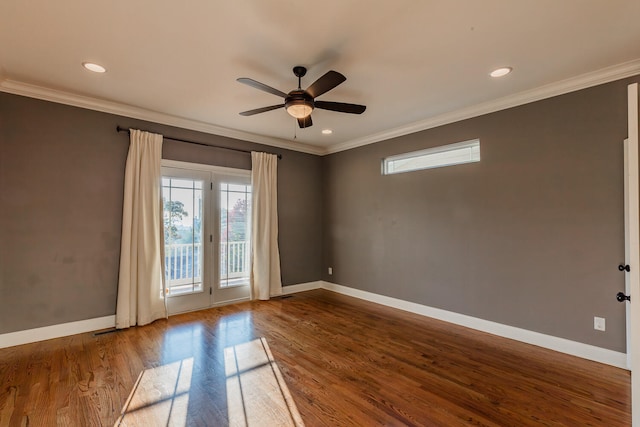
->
115;129;167;328
251;152;283;300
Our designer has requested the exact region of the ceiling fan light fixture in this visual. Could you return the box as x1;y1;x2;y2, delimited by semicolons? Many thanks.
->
286;101;313;119
285;90;314;118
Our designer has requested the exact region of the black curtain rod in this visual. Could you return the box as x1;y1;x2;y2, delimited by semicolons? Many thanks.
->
116;126;282;159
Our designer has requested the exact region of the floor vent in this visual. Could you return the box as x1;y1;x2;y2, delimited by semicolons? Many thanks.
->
93;328;118;336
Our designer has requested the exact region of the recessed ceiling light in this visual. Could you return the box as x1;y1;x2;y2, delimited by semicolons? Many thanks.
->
82;62;106;73
490;67;512;78
322;129;333;135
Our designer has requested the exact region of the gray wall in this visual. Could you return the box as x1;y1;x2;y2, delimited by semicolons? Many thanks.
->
0;92;323;334
2;75;638;352
323;76;640;352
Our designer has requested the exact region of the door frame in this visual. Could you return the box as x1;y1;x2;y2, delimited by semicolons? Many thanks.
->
627;82;640;426
162;159;252;314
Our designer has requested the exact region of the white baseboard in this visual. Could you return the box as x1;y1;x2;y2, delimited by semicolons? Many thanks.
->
0;315;116;349
0;282;322;349
281;281;323;295
0;282;323;349
318;281;628;369
2;281;628;369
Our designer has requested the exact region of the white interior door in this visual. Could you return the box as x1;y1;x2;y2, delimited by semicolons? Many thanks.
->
627;83;640;426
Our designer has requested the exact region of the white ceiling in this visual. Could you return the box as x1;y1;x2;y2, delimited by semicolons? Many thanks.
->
1;1;640;155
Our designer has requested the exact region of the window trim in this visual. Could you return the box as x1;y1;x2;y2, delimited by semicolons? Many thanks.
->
382;139;480;175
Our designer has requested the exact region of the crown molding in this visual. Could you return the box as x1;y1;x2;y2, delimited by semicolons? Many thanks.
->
326;58;640;154
0;78;325;156
3;59;639;157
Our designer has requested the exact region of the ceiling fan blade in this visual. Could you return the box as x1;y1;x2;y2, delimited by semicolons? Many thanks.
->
237;78;288;98
239;104;284;116
315;101;366;114
297;115;313;128
305;71;346;98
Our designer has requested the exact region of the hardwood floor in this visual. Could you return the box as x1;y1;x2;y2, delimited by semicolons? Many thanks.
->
0;289;631;426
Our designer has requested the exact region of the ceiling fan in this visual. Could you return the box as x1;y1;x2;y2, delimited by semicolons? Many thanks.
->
237;66;366;128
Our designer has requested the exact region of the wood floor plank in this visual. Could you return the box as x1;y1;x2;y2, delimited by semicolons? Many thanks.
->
0;289;632;426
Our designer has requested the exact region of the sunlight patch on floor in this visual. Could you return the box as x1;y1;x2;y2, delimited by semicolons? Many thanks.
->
225;337;304;427
115;357;193;427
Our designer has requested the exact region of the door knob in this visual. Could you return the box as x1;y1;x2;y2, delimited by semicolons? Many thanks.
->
619;264;631;272
617;292;631;302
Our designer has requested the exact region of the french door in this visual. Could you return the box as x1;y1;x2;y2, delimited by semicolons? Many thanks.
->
162;161;252;315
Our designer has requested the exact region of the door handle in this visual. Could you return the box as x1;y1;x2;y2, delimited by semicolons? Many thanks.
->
619;264;631;272
617;292;631;302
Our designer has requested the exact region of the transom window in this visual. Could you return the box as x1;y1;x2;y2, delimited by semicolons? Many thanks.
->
382;139;480;175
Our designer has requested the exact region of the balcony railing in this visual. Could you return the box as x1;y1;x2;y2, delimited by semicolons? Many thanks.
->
220;241;248;279
164;241;248;291
165;243;202;286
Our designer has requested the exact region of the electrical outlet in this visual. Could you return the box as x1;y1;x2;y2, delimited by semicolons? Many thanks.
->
328;267;333;275
594;316;606;331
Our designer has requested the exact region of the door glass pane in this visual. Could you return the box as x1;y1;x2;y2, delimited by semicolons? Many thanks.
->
220;182;251;288
163;177;204;295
